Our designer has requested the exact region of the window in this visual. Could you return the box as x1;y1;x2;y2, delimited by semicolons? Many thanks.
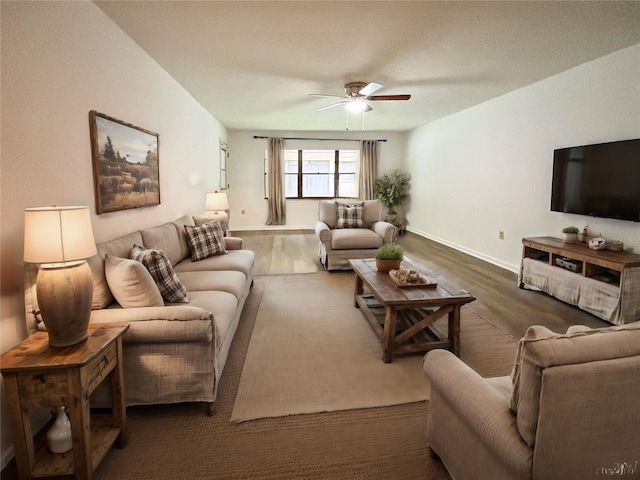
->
219;140;228;190
284;149;359;199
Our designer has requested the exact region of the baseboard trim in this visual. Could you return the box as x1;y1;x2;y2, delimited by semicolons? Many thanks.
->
405;227;520;274
230;224;520;274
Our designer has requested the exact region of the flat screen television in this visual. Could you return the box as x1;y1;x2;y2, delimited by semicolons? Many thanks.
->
551;138;640;222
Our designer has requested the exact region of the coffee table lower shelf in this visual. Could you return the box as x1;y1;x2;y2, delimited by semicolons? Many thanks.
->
355;293;452;359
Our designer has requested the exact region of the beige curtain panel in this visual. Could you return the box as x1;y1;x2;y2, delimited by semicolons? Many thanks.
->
266;137;286;225
359;140;378;200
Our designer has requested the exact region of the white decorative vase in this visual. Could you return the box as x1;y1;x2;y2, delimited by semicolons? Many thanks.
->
47;406;72;453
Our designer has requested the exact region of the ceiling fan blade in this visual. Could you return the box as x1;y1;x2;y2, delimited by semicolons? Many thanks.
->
367;94;411;101
363;103;373;112
358;82;383;96
309;94;346;99
315;101;348;112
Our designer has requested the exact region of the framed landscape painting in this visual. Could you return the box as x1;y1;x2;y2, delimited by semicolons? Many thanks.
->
89;111;160;214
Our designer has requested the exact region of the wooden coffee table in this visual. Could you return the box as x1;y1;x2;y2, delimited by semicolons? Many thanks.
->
350;258;475;363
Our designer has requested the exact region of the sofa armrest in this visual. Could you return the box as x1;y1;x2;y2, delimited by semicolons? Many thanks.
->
371;221;398;244
315;221;331;244
224;236;243;250
90;305;213;343
423;350;531;468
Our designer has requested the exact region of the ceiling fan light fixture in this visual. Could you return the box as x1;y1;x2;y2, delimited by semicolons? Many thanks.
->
347;98;366;113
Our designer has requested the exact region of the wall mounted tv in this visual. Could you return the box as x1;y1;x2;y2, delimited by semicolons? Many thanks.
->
551;138;640;222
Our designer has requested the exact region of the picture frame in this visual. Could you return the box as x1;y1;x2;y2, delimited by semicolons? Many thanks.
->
89;110;160;214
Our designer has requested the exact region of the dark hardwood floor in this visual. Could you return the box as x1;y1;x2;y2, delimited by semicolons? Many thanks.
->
237;229;609;339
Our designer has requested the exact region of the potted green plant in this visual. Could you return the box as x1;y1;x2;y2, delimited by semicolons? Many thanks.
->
375;170;410;223
375;244;404;272
562;226;579;244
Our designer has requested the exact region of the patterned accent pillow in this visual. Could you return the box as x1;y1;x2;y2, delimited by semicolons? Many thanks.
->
336;202;366;228
130;244;188;303
183;222;227;261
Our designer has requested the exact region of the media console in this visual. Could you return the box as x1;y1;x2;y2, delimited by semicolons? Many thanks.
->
519;236;640;324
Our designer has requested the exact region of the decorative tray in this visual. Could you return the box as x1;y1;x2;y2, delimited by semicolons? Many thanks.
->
389;269;437;288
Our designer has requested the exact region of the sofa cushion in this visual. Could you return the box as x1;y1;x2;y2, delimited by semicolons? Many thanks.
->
336;202;366;228
187;291;238;351
512;323;640;447
173;249;255;279
177;270;247;300
131;244;188;303
362;199;383;226
141;222;185;266
171;215;196;262
510;325;558;413
318;200;338;228
87;254;114;309
184;222;227;261
331;228;384;250
104;254;164;308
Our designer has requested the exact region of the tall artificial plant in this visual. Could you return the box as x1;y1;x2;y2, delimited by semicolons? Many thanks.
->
375;170;410;214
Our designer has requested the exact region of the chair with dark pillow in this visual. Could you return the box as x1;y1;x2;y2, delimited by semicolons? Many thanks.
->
315;199;398;270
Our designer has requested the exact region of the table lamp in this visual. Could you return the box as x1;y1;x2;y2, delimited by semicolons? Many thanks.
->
205;191;229;219
205;191;229;233
24;206;97;347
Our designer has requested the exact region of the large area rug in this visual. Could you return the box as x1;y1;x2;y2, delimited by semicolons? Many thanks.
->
93;273;518;480
231;272;517;422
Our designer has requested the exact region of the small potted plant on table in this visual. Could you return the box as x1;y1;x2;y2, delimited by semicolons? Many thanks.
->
375;244;404;272
562;226;579;243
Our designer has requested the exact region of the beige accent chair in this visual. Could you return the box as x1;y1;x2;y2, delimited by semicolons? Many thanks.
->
423;323;640;480
315;199;398;270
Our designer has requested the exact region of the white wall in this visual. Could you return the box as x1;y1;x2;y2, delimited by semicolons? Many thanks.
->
2;1;637;469
0;1;226;466
227;130;407;230
404;43;640;272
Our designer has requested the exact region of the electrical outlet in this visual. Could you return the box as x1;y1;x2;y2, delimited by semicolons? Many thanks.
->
499;231;505;240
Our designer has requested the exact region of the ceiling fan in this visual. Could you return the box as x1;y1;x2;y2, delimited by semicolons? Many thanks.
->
310;81;411;112
309;82;411;130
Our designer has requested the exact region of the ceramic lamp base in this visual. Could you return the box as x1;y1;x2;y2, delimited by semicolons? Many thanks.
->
36;261;93;347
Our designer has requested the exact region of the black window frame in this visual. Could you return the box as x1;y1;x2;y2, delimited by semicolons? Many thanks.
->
284;149;359;199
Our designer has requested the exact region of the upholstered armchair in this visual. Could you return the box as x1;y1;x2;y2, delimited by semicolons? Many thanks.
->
315;199;398;270
423;323;640;480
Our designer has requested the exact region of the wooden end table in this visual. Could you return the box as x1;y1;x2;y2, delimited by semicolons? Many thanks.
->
0;323;129;480
350;258;475;363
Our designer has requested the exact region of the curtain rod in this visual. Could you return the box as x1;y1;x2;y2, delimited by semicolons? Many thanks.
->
253;135;386;142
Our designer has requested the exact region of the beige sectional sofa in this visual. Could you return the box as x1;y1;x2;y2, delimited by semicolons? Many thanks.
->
24;215;254;415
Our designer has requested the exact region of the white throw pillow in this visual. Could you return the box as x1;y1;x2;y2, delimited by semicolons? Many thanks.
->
104;254;164;308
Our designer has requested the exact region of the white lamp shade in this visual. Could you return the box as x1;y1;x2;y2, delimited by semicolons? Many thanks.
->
205;192;229;211
24;206;97;264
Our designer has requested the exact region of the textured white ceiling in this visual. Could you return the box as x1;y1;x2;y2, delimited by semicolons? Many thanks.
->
95;1;640;132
